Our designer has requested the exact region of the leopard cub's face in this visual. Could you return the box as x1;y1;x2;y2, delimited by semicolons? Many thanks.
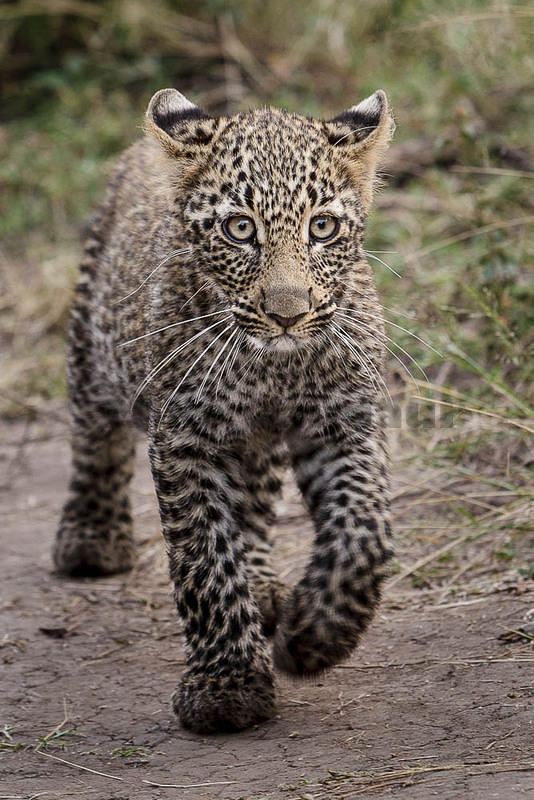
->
146;89;394;351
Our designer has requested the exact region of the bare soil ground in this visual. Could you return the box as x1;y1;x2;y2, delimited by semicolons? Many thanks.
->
1;413;533;800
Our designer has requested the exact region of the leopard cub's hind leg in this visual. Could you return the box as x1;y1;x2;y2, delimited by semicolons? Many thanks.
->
246;530;290;637
237;439;289;636
54;421;136;576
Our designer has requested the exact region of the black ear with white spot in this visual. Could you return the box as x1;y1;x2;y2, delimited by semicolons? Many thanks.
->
324;90;394;149
145;88;220;158
323;90;395;211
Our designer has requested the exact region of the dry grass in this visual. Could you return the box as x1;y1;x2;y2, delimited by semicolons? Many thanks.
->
315;758;534;797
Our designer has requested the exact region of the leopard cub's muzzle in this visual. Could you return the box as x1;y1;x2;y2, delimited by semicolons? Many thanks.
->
259;286;314;331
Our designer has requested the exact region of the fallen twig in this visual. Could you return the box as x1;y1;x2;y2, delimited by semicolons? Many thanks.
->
142;779;237;788
335;654;534;671
34;749;123;782
318;758;534;798
82;646;127;665
36;698;70;748
33;698;123;782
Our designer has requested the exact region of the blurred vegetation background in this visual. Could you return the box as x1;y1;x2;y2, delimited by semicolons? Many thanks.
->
1;1;533;565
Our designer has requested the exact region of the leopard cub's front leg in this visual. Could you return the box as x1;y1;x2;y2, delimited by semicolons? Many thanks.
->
274;409;394;674
150;423;276;734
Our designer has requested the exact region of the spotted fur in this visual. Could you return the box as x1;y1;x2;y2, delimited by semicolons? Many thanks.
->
54;88;395;733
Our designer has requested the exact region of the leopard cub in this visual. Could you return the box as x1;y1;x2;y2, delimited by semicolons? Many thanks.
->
55;87;395;733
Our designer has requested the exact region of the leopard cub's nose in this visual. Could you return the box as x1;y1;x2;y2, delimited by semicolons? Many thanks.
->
260;286;312;330
266;311;307;329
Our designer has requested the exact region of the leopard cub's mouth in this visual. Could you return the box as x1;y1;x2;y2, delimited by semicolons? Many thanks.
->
245;328;302;352
267;332;300;352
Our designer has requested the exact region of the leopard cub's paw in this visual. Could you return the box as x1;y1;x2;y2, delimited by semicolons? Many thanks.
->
54;523;135;576
174;667;276;734
273;586;364;675
273;622;349;675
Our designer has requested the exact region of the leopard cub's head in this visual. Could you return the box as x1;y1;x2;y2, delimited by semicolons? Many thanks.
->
146;88;394;351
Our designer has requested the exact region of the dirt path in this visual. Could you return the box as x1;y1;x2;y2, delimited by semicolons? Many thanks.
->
1;417;533;799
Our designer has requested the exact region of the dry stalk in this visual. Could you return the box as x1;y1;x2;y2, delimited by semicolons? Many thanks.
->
33;749;124;782
317;758;534;799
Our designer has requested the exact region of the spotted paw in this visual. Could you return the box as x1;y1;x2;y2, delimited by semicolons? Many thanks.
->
273;584;374;675
273;619;355;674
53;524;135;576
174;667;276;734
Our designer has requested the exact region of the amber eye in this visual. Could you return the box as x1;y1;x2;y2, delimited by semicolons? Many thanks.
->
222;215;256;243
310;214;339;242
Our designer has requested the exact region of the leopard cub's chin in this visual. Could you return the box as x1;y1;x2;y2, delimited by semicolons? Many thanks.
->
269;334;302;352
249;333;303;352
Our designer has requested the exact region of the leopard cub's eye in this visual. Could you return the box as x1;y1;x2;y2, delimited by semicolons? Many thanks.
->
309;215;339;242
222;215;256;243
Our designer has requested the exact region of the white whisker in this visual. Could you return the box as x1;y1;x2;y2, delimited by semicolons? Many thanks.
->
229;330;246;374
338;281;416;320
381;305;416;320
331;322;391;403
335;316;420;391
179;280;212;312
214;329;244;396
363;250;402;278
337;307;442;357
319;329;344;359
158;323;234;426
236;345;264;387
332;324;388;402
195;327;238;402
113;247;191;304
336;312;430;384
343;316;417;390
119;309;231;348
382;343;419;390
333;124;379;146
131;316;232;409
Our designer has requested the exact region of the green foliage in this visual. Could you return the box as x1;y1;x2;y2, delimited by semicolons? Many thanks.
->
37;728;76;750
111;744;149;764
494;544;516;562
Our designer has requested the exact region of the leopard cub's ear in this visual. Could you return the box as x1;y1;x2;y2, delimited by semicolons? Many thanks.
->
325;90;394;148
323;90;395;211
145;88;221;158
